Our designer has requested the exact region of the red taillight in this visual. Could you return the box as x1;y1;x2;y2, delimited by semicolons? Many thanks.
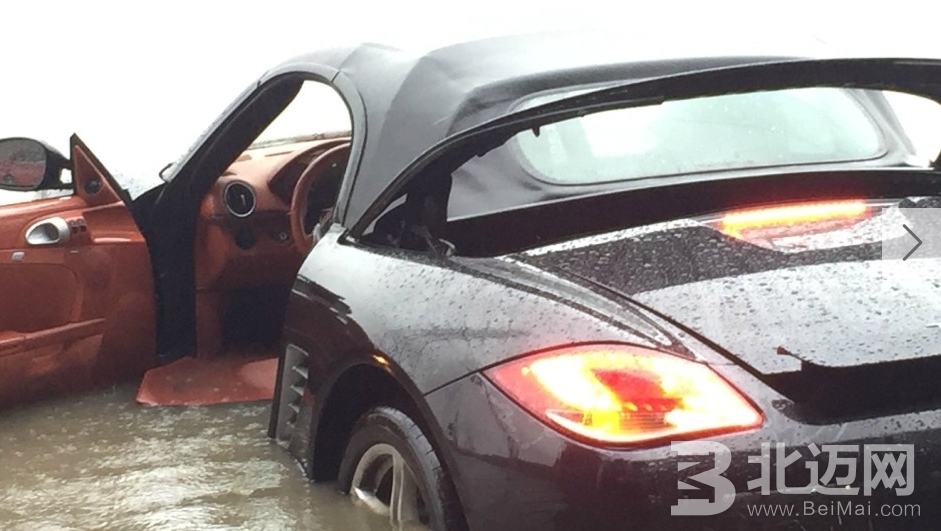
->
719;200;870;240
485;344;762;445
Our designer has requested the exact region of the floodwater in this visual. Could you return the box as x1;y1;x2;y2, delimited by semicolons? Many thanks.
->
0;383;388;531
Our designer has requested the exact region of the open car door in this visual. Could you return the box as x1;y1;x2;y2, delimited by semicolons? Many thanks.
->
0;134;155;409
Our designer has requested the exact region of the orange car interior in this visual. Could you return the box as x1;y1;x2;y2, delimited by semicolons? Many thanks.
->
192;138;351;360
0;137;156;408
0;130;351;408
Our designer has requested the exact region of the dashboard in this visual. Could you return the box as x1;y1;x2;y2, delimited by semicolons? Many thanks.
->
194;137;349;291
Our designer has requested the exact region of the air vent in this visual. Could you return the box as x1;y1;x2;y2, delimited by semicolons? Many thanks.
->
274;344;310;445
222;181;256;218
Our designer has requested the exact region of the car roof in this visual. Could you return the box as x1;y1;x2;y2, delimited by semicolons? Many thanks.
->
267;31;811;224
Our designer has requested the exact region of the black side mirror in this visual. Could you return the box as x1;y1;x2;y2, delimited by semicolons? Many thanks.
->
0;137;69;192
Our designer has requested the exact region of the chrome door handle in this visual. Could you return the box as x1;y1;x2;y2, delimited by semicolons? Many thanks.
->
25;217;71;246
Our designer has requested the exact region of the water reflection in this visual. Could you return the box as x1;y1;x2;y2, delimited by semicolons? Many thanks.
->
0;383;385;531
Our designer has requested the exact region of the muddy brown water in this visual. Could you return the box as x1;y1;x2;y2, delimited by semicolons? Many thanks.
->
0;383;389;531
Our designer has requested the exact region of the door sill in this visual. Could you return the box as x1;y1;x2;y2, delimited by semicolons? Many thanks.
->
136;353;276;406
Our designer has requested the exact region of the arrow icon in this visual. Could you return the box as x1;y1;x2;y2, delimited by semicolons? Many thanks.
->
902;224;922;261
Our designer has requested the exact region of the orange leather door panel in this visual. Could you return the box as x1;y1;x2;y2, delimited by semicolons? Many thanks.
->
0;135;157;408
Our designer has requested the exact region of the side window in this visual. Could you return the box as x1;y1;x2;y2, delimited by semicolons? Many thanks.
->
251;81;351;148
217;79;352;243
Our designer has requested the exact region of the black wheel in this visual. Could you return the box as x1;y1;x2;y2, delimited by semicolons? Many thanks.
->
338;406;466;531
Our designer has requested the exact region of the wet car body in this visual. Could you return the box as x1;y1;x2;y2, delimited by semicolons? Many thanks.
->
425;218;941;530
276;204;941;530
258;39;941;530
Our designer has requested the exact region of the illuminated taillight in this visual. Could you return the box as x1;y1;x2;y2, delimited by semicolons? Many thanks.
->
720;200;870;240
485;344;762;445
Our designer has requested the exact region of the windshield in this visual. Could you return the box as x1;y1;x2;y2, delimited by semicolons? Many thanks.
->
159;80;352;182
513;88;886;184
249;81;351;149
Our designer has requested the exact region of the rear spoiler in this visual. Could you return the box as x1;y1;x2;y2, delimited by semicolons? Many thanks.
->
768;351;941;422
353;57;941;237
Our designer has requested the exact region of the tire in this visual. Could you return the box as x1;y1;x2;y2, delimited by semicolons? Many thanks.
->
338;406;466;531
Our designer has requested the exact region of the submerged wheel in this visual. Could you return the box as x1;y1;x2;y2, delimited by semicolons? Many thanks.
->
338;406;466;531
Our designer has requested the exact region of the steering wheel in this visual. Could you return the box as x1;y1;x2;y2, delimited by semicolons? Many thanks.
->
290;144;350;253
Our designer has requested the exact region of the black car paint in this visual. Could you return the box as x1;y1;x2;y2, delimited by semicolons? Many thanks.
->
424;373;941;531
520;203;941;373
131;34;941;529
518;198;941;421
274;214;941;530
271;223;729;478
272;166;941;529
276;226;691;397
274;176;941;396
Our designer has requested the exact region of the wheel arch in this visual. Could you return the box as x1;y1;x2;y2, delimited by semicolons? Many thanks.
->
307;357;461;489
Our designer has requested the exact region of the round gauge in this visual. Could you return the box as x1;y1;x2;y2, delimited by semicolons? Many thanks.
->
222;181;256;218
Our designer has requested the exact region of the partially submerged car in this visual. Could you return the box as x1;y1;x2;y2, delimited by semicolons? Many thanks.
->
3;33;941;530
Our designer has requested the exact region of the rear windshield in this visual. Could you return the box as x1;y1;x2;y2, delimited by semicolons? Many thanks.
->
513;88;886;184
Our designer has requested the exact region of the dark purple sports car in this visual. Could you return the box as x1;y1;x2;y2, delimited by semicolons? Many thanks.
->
260;36;941;531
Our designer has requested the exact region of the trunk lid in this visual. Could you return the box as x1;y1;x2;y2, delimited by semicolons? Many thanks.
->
517;197;941;419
